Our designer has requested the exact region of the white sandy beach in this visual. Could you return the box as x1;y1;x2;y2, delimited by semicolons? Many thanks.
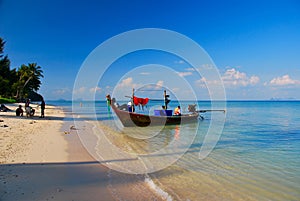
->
0;104;163;201
0;104;67;164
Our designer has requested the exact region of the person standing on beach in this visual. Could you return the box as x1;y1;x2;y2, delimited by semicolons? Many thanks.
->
106;94;111;118
40;99;45;118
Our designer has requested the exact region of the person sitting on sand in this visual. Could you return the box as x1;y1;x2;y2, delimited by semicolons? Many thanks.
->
16;105;24;116
24;99;35;117
25;99;31;117
31;108;35;116
0;104;11;112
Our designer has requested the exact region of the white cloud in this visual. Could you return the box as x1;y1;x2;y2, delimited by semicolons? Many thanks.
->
140;72;150;75
195;77;204;87
156;80;164;87
53;88;71;95
268;75;300;86
115;77;145;91
185;67;195;71
116;77;137;89
222;68;260;87
250;76;260;85
143;80;164;91
102;85;112;95
196;68;260;88
175;60;185;64
113;78;140;99
116;78;164;91
200;64;214;70
74;86;87;94
195;77;222;88
89;86;102;93
177;71;193;77
186;64;215;72
172;87;180;93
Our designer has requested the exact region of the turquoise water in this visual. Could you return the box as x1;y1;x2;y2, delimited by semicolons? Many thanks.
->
50;100;300;200
173;101;300;200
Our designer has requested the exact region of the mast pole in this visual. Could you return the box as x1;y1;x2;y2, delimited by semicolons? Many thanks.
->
132;88;135;112
164;90;167;110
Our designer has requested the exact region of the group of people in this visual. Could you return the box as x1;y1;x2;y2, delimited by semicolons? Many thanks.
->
126;100;181;116
16;99;45;118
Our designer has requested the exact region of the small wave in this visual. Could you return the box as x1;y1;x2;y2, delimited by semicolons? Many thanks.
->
145;175;173;201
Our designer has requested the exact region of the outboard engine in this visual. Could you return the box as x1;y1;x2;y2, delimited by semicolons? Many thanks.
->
188;104;196;113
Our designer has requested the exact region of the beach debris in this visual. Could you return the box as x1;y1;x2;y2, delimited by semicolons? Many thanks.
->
63;125;79;134
0;125;8;128
70;125;78;130
0;119;4;122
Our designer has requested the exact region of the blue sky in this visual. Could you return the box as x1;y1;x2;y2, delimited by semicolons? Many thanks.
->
1;0;300;100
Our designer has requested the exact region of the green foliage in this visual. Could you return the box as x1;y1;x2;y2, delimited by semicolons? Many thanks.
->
14;63;44;100
0;97;16;104
0;38;12;97
0;37;44;101
28;91;43;101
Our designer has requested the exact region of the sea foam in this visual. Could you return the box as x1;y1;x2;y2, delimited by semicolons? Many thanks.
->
145;175;173;201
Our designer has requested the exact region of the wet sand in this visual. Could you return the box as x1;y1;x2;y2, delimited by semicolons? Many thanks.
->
0;104;163;201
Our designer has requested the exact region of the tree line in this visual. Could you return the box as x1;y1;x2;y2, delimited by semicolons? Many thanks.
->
0;37;44;102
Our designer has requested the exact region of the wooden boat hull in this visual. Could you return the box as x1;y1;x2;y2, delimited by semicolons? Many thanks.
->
111;105;200;127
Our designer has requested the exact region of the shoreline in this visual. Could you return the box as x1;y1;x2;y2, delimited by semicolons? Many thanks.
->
63;115;165;200
81;119;174;201
0;104;164;200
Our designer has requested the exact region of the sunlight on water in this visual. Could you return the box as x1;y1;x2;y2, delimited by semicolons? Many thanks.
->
58;100;300;200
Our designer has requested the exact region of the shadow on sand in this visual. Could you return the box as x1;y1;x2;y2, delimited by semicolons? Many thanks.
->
0;159;155;201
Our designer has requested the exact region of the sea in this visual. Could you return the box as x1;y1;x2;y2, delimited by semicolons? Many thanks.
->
48;100;300;201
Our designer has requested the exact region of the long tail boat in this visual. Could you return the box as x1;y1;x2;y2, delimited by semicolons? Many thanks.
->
106;89;201;127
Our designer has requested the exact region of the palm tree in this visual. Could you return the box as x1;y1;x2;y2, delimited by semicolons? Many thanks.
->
0;37;11;97
23;63;43;91
15;63;44;100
